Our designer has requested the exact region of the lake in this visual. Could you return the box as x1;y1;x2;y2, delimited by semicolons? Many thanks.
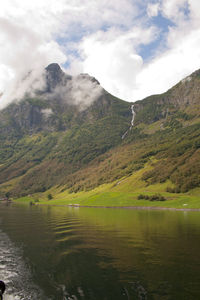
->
0;203;200;299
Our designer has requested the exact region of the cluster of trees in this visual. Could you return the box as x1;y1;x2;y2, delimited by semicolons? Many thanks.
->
137;193;166;201
142;123;200;192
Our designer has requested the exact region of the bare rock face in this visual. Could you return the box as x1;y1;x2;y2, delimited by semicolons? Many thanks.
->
1;63;199;136
0;63;131;136
132;68;200;125
169;70;200;107
45;63;72;92
78;73;100;85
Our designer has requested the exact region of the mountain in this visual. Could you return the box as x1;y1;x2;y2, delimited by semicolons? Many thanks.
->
0;64;199;201
0;64;132;195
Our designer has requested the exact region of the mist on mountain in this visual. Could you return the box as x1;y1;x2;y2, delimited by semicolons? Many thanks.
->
0;63;104;111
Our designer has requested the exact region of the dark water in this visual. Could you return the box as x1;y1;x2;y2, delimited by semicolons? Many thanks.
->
0;204;200;299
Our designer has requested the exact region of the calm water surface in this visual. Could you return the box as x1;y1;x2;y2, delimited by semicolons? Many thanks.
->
0;203;200;299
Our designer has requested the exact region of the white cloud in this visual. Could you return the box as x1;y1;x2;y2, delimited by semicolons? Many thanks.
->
68;26;157;100
0;0;139;108
45;74;103;110
135;27;200;99
68;0;200;101
0;0;200;108
161;0;189;21
0;68;47;110
0;1;67;108
147;3;160;17
0;15;66;109
67;75;103;109
41;108;53;118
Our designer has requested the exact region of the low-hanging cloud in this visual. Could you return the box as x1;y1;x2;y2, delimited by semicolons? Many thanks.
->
0;67;48;110
1;0;200;108
67;75;103;109
0;65;104;111
67;27;157;101
46;73;103;110
0;0;137;109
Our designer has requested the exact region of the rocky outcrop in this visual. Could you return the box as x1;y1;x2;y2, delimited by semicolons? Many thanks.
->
133;68;200;125
45;63;72;92
0;64;131;136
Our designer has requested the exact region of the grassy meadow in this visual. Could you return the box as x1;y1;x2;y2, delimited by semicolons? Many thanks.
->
14;165;200;209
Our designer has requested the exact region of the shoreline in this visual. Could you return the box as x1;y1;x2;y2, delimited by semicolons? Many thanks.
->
32;203;200;212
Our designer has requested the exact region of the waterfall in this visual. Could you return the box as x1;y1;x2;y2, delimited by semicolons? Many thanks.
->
122;104;136;139
130;104;135;128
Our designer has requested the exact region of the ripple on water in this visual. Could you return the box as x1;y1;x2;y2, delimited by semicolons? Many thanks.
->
0;229;46;300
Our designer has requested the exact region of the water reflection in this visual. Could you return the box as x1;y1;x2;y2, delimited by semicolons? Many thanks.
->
0;204;200;299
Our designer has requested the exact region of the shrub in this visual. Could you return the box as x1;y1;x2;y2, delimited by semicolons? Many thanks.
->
5;192;11;199
166;186;174;193
137;193;166;201
149;193;166;201
47;193;53;200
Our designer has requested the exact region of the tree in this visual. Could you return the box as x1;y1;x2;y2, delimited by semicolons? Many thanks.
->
47;193;53;200
5;192;10;199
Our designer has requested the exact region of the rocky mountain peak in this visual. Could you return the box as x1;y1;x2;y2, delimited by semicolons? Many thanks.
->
79;73;100;85
45;63;62;72
45;63;71;92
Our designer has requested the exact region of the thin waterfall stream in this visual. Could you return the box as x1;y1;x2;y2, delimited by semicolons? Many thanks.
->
122;104;136;139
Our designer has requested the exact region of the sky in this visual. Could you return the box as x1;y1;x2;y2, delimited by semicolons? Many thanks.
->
0;0;200;106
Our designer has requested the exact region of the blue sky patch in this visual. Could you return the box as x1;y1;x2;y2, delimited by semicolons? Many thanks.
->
139;13;174;61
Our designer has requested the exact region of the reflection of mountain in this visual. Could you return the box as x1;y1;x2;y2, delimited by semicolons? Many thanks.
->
0;65;200;197
54;207;200;300
67;207;195;268
1;205;200;299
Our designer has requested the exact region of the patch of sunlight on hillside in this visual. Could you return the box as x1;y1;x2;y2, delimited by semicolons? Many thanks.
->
142;120;164;134
0;176;23;193
188;187;200;196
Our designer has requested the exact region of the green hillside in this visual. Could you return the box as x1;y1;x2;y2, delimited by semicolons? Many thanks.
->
0;64;200;208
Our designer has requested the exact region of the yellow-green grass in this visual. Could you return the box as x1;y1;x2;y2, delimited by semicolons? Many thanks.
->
15;189;200;209
9;152;200;209
0;176;22;193
142;120;163;134
14;196;33;203
14;168;200;209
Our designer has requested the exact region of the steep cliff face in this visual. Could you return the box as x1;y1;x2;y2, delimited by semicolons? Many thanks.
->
133;68;200;125
171;69;200;107
45;63;71;92
0;64;131;136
